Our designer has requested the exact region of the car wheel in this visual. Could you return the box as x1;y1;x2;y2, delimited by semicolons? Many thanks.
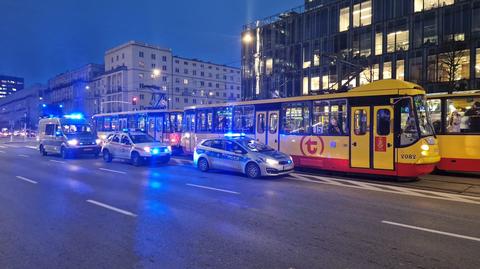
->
103;149;112;163
39;145;47;156
131;152;142;166
245;162;261;179
61;147;69;159
197;157;209;172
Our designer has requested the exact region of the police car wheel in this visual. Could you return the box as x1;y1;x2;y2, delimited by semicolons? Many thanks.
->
198;158;209;172
103;150;112;163
61;147;69;159
40;145;47;156
246;162;261;179
131;152;142;166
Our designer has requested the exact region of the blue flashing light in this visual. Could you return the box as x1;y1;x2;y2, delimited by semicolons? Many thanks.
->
64;113;84;120
150;181;162;189
151;148;160;155
59;104;64;108
224;132;246;138
122;128;130;132
42;104;47;108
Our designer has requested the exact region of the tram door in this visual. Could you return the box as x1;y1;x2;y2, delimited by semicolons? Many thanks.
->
119;118;127;130
155;115;164;142
147;117;156;138
350;107;371;168
255;111;279;150
373;106;394;170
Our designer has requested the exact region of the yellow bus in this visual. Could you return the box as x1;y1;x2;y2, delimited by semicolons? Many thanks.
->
427;91;480;172
181;80;440;178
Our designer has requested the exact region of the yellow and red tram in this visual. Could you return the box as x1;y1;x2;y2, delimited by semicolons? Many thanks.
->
182;80;440;178
427;91;480;172
92;110;183;150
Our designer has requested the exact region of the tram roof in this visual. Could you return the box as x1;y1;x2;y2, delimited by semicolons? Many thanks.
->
184;79;425;110
92;109;183;118
427;90;480;98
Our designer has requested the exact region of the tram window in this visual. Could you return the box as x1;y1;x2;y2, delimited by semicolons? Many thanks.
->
128;116;136;130
214;107;232;133
354;109;368;135
399;99;420;146
95;118;103;131
427;99;442;134
446;97;480;133
269;113;279;134
148;118;155;133
330;100;348;135
313;101;329;135
156;117;164;133
233;106;255;133
282;102;310;135
176;114;183;132
377;109;391;136
185;113;195;132
111;118;119;131
104;117;111;131
138;116;146;130
257;114;266;134
197;110;213;132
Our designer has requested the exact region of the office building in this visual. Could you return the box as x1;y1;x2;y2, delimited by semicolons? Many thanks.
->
242;0;478;100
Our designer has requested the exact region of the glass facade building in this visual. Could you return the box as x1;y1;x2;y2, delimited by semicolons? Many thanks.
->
241;0;480;100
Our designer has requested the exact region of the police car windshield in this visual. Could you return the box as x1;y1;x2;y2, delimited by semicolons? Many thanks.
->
239;140;274;152
129;134;154;144
62;124;92;135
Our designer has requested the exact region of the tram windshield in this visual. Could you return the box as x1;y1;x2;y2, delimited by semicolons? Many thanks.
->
413;95;434;137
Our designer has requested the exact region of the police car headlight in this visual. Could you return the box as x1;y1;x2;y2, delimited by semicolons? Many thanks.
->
144;146;151;153
95;139;101;145
265;158;278;166
167;146;172;152
67;139;78;146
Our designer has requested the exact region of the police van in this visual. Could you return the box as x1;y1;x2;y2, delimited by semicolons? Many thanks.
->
38;114;101;159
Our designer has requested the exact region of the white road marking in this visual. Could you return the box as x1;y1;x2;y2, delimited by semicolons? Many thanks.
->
0;145;6;148
24;146;37;150
49;160;66;164
18;154;29;157
382;221;480;242
291;173;480;205
186;183;240;195
86;200;136;217
15;176;38;184
99;168;127;175
0;150;5;153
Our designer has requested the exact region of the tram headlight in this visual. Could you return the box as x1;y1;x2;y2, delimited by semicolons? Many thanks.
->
421;144;430;151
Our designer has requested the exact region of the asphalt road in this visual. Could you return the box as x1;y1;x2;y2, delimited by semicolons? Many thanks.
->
0;141;479;269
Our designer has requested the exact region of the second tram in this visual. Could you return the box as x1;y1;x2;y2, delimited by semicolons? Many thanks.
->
182;80;440;178
92;110;183;151
427;91;480;172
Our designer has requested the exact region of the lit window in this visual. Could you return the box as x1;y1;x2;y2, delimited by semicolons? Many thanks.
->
322;75;329;90
387;31;409;52
313;53;320;66
384;62;392;79
415;0;454;12
303;77;309;95
339;7;350;32
266;58;273;75
183;79;189;85
396;60;405;81
476;48;480;78
375;33;383;55
353;1;371;28
438;50;470;81
311;77;320;91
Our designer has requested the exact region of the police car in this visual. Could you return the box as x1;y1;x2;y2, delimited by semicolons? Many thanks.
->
101;131;171;166
194;135;294;178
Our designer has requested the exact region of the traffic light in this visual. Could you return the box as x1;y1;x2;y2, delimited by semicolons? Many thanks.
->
132;97;138;106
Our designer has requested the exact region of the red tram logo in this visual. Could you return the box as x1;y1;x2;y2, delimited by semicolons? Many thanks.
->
300;136;325;156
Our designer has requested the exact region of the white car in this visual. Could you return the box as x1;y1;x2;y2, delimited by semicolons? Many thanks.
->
101;131;171;166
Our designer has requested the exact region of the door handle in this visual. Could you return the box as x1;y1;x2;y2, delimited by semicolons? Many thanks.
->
387;143;392;148
352;142;357;147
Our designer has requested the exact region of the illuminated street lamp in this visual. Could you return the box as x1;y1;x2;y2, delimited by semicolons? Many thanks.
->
242;32;253;44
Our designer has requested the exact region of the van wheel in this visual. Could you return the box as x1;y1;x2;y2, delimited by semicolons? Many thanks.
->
245;162;261;179
131;152;142;167
39;145;47;156
103;149;112;163
197;158;209;172
61;147;69;159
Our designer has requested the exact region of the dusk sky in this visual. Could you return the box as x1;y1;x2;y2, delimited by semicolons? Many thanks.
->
0;0;300;86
